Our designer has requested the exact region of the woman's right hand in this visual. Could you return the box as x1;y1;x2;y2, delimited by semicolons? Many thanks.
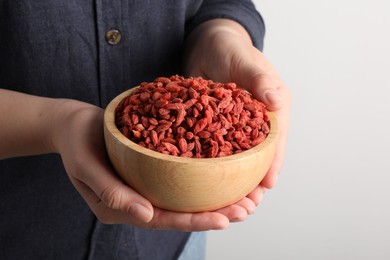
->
0;89;259;231
0;88;264;230
52;99;259;231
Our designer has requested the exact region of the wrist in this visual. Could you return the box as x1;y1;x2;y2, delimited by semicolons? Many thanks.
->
48;99;100;155
187;18;252;44
0;90;93;159
183;18;254;80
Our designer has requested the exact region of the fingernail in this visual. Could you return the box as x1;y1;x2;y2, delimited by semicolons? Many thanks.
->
265;90;282;105
247;203;256;215
231;214;247;222
213;219;230;230
129;203;153;222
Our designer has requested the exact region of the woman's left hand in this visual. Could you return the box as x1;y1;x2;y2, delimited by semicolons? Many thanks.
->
184;18;291;216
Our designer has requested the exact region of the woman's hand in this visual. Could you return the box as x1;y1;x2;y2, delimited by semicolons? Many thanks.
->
0;89;254;231
52;100;255;231
184;19;291;204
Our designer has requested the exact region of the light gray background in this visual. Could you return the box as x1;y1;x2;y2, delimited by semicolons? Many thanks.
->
206;0;390;259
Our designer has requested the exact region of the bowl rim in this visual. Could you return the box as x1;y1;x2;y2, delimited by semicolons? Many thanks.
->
104;88;278;164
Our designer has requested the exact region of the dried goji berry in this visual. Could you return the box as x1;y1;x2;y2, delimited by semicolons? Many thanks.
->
178;138;188;153
193;118;208;134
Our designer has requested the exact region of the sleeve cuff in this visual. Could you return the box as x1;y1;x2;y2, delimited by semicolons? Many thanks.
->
185;1;266;51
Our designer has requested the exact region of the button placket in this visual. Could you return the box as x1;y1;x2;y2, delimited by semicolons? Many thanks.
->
95;0;131;106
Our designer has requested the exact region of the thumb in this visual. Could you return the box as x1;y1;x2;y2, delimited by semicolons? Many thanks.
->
231;53;285;111
249;74;284;111
230;52;290;190
66;155;154;223
98;182;155;222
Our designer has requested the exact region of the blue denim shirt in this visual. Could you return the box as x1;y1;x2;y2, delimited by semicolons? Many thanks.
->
0;1;264;259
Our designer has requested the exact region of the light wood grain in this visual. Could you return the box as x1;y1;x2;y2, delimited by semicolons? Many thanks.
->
103;88;278;212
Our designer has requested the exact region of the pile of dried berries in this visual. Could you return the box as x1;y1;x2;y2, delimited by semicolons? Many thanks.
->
115;75;270;158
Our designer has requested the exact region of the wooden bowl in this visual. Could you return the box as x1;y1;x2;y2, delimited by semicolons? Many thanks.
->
103;88;278;212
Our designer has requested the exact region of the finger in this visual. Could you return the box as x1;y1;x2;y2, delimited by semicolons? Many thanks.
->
147;209;230;231
260;148;282;189
260;96;290;189
231;52;291;189
246;185;266;206
230;197;256;215
71;171;232;231
69;176;152;224
213;203;249;222
229;50;286;112
69;152;154;223
260;138;284;189
248;74;285;111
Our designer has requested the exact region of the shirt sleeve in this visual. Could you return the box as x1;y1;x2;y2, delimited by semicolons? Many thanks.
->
185;0;266;51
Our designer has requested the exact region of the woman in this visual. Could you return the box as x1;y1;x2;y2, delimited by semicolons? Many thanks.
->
0;1;290;259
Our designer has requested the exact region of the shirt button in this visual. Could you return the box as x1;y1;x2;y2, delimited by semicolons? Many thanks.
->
105;29;122;45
